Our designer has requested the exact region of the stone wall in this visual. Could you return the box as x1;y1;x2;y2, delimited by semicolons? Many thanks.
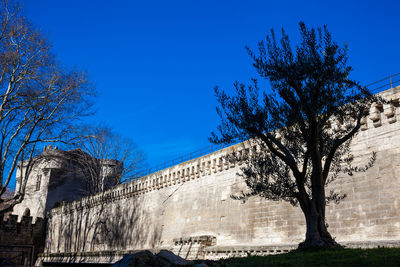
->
0;214;45;265
43;87;400;263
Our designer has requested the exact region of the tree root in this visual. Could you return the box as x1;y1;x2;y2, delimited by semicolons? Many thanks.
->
298;236;342;251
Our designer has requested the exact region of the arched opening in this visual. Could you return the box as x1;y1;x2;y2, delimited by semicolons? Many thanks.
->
23;208;30;217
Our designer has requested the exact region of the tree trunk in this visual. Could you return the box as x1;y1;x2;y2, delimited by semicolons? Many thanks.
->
298;198;340;250
297;148;341;250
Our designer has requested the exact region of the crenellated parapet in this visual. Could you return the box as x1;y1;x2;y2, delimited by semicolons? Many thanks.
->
319;87;400;132
0;214;45;227
0;214;46;266
361;87;400;130
0;214;45;245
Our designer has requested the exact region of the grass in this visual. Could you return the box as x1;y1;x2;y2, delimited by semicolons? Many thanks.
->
205;248;400;267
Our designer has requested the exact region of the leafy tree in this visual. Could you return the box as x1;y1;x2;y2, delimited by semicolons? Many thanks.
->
0;0;95;213
210;22;378;249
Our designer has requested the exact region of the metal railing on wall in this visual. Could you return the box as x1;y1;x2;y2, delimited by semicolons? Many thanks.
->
367;73;400;93
135;73;400;179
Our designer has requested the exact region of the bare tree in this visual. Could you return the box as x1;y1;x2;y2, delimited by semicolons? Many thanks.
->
65;126;145;194
0;0;94;213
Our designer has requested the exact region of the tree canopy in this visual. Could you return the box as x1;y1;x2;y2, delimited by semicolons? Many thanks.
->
211;22;378;249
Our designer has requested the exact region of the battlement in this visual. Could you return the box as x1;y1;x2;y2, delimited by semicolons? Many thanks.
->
0;214;45;244
49;86;400;216
0;214;45;266
0;214;44;227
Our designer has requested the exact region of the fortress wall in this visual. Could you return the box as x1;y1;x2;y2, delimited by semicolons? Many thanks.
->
45;87;400;259
0;214;45;246
0;214;46;265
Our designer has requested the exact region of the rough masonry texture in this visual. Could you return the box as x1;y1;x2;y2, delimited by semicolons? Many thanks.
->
42;87;400;264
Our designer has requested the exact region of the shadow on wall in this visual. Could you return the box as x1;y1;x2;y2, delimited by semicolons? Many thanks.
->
46;193;162;254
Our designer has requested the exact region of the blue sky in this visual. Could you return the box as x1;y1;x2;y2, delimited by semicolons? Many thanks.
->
23;0;400;171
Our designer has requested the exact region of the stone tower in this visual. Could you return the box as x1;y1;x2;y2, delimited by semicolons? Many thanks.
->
12;146;122;222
